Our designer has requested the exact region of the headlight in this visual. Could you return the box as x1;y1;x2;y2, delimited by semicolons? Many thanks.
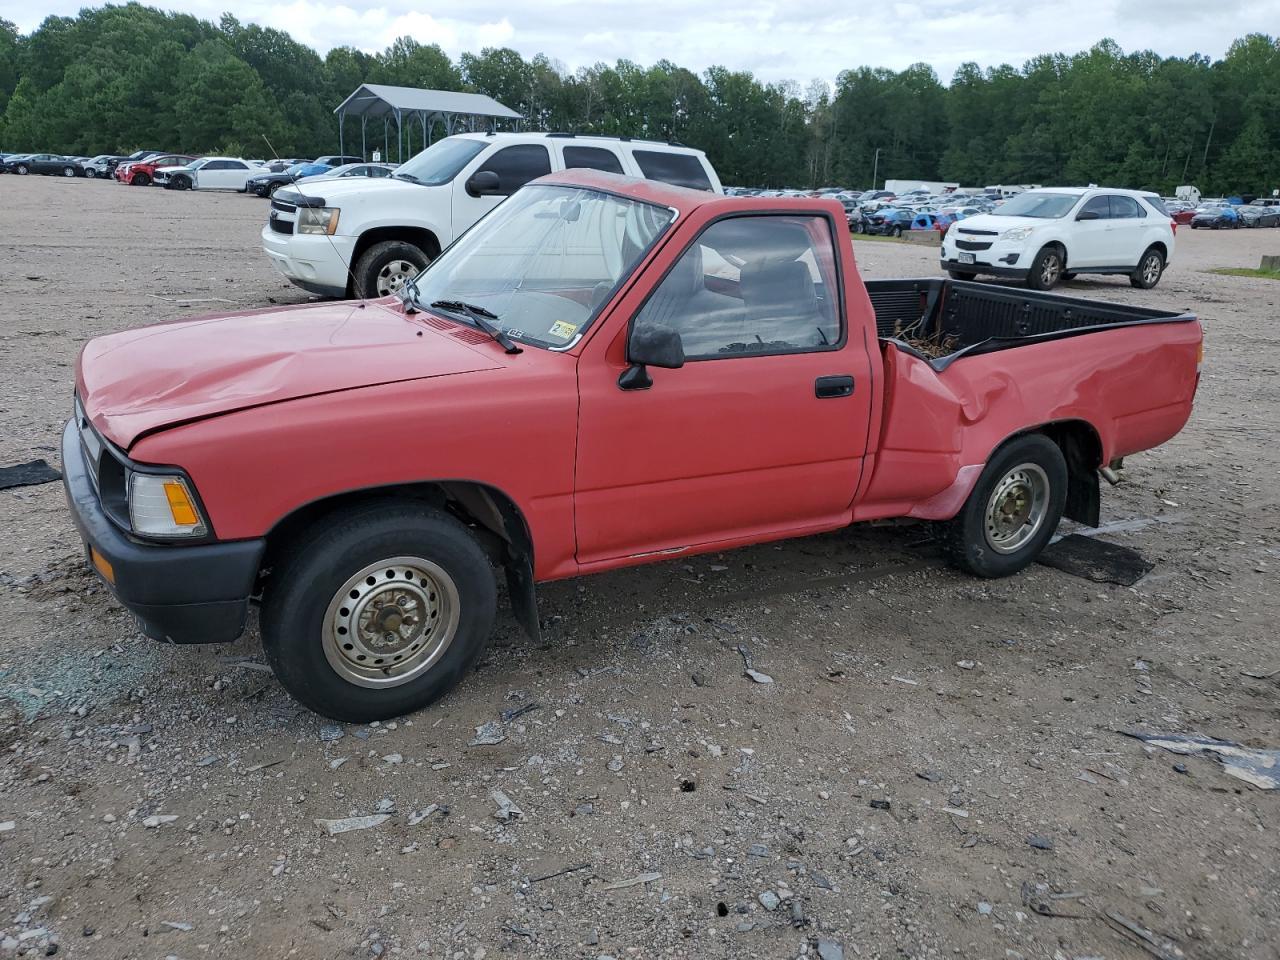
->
128;474;207;538
297;206;340;235
1000;226;1035;241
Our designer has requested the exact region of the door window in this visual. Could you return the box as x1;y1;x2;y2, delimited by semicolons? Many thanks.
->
476;145;552;196
632;215;841;360
1079;195;1110;219
1109;195;1145;218
563;146;625;174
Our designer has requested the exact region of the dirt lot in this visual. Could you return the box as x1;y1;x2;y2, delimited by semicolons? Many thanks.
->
1;176;1278;960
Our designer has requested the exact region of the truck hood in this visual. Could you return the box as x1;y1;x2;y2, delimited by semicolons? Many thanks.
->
78;300;500;449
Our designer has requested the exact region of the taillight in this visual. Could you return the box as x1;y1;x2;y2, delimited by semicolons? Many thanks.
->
1170;222;1177;235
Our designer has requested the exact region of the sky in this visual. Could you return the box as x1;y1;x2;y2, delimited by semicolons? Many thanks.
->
5;0;1277;86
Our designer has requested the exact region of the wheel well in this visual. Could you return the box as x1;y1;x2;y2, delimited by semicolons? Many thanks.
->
347;227;441;296
1042;241;1067;267
1145;241;1168;261
1037;420;1102;526
259;480;540;640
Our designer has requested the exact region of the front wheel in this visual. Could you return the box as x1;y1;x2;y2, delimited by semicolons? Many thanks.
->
131;172;151;186
267;181;282;197
15;164;28;175
170;175;190;191
891;225;904;238
85;168;97;179
1026;246;1064;290
1130;247;1165;289
943;433;1067;578
353;240;431;299
262;502;497;722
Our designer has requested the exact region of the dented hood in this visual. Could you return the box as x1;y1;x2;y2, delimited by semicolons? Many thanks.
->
77;300;500;448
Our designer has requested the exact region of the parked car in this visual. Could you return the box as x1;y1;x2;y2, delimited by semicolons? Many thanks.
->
1239;204;1280;228
940;187;1176;290
1188;204;1240;229
865;207;914;236
154;157;263;191
245;162;336;197
6;153;84;177
846;206;868;234
262;132;723;299
64;173;1203;720
107;150;166;178
296;162;398;186
81;154;127;179
116;154;196;186
266;157;311;173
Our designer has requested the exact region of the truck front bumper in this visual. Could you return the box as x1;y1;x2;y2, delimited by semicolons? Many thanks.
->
261;226;353;298
61;420;265;644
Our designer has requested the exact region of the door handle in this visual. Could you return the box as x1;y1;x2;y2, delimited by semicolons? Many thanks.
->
815;375;854;399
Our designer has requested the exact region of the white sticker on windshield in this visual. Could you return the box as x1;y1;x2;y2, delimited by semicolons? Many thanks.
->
550;320;579;340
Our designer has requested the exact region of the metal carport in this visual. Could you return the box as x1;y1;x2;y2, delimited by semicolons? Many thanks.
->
335;84;523;162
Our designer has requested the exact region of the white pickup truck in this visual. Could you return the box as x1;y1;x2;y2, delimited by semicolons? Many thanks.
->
261;132;723;299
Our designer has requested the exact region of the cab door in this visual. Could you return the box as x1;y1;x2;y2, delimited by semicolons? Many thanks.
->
451;144;552;237
574;211;875;566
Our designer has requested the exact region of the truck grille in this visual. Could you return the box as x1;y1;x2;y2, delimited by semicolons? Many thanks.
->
268;216;293;235
958;227;998;236
271;198;297;215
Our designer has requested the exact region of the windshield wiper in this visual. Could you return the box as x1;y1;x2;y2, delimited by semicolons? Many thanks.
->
429;300;522;354
394;172;420;183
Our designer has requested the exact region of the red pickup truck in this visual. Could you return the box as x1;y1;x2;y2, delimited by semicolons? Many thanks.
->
63;170;1202;721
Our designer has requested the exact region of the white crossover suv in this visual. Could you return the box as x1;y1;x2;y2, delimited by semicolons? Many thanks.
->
940;187;1176;290
261;132;723;299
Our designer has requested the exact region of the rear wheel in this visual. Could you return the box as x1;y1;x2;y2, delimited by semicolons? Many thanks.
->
261;502;497;722
891;225;904;238
85;168;97;179
353;240;431;299
1026;246;1064;290
1130;247;1165;289
63;166;76;177
943;433;1067;578
15;164;28;175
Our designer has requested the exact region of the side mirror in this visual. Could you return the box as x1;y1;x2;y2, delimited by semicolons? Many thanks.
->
620;320;684;390
1076;210;1101;221
466;170;501;197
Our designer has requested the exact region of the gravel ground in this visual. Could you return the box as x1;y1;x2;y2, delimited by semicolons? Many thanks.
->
1;176;1278;960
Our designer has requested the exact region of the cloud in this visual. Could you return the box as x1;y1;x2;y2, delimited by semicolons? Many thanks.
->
5;0;1278;85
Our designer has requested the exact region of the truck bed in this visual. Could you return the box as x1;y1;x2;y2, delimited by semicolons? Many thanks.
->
865;279;1196;371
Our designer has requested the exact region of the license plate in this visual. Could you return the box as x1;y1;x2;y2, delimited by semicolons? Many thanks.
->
958;252;976;264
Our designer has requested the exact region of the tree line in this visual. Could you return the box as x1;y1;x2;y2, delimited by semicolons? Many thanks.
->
1;4;1276;194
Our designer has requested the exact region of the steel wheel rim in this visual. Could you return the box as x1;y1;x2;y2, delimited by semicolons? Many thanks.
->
1040;254;1061;286
984;462;1050;554
376;260;417;296
1142;255;1161;285
322;556;460;689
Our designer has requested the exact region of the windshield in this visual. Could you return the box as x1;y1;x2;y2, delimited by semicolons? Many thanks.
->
407;185;675;349
393;137;488;185
994;192;1079;218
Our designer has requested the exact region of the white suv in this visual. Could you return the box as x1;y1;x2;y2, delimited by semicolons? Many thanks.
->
261;132;723;299
939;187;1175;290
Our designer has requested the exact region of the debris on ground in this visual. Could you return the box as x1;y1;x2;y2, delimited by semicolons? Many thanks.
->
1102;910;1186;960
600;872;661;891
491;789;523;822
314;814;392;835
745;668;774;684
1121;731;1280;789
141;814;178;829
0;459;61;490
1038;534;1154;585
470;720;507;746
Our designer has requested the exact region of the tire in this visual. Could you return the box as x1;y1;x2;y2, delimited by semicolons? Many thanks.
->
1026;245;1064;291
63;166;76;177
261;501;498;722
170;175;190;191
131;172;151;186
947;269;977;281
85;168;97;179
15;164;28;175
892;225;903;238
1061;272;1077;282
266;181;282;197
1129;247;1165;289
353;240;431;299
943;433;1068;578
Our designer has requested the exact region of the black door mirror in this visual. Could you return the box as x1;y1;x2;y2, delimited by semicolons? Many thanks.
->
1076;210;1101;221
466;170;502;197
619;320;685;390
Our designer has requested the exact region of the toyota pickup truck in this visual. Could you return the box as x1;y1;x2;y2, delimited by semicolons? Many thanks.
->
63;170;1202;721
